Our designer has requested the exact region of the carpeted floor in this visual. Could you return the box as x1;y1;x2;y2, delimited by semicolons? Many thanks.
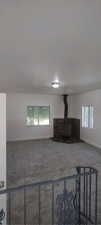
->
7;139;101;223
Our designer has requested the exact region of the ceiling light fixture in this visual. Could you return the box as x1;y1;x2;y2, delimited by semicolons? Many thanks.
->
51;81;60;88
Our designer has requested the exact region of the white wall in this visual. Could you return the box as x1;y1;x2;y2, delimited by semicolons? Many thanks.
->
0;94;6;225
71;89;101;148
7;93;68;141
0;94;6;186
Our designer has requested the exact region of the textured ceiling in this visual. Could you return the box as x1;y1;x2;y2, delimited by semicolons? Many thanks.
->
0;0;101;94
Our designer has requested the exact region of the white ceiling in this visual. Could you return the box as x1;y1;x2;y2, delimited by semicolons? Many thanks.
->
0;0;101;94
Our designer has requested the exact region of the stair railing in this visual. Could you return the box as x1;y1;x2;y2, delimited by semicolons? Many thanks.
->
0;166;98;225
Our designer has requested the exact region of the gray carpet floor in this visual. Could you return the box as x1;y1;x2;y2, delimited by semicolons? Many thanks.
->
7;139;101;224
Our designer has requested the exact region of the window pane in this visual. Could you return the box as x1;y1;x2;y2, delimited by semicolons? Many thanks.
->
85;106;89;128
27;106;34;125
82;106;85;127
39;106;50;125
90;106;94;128
33;107;39;125
82;105;94;128
26;106;50;126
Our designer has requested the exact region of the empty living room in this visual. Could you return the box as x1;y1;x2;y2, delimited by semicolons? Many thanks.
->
0;0;101;225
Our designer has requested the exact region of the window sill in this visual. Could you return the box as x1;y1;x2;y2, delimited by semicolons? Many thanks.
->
82;127;94;129
26;124;51;127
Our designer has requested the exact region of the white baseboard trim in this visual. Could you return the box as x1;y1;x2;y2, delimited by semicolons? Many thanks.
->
81;138;101;149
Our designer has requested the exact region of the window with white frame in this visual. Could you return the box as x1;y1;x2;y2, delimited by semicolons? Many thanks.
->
26;106;50;126
82;105;94;128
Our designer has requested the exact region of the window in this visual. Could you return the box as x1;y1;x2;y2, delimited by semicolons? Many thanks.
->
26;106;50;126
82;105;94;128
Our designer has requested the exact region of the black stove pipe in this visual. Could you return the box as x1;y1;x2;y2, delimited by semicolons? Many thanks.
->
63;95;68;119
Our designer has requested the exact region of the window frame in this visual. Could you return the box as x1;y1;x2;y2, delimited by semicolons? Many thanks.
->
26;105;50;127
82;104;94;129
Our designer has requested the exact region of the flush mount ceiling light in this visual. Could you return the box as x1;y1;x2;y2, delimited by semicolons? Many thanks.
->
51;81;60;88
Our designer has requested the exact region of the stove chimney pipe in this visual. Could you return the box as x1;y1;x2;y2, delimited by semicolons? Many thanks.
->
63;95;68;119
